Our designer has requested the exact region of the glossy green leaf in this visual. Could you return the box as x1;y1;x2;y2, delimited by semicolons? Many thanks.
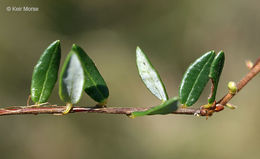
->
71;44;109;104
59;51;84;104
179;51;215;106
131;97;179;117
136;47;168;102
31;40;61;104
208;51;225;104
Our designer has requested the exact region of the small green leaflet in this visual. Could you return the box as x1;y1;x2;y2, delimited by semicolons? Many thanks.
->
59;51;84;104
71;44;109;105
208;51;225;104
31;40;61;104
131;97;179;117
179;51;215;106
136;47;168;102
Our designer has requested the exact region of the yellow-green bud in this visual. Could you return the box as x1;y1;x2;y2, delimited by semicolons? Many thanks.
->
228;81;237;94
226;103;237;109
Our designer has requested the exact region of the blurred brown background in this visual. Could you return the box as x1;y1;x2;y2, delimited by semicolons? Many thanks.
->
0;0;259;159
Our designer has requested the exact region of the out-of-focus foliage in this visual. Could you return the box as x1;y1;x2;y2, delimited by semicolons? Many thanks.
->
0;0;260;159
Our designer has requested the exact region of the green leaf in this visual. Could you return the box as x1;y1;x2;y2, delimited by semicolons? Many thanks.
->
179;51;216;106
208;51;225;104
59;51;84;104
31;40;61;104
131;97;179;117
71;44;109;104
136;47;168;102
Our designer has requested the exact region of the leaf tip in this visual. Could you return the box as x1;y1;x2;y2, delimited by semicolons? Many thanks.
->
72;43;79;49
136;46;142;55
217;50;225;57
54;39;60;43
52;40;61;47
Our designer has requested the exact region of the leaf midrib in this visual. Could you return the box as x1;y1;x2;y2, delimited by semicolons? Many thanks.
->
38;46;58;102
185;56;213;104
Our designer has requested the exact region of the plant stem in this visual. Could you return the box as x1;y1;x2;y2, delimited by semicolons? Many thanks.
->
0;106;198;116
218;57;260;106
0;57;259;117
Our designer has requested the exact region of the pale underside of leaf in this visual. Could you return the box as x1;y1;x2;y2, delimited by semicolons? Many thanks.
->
62;54;84;104
136;47;168;102
71;45;109;104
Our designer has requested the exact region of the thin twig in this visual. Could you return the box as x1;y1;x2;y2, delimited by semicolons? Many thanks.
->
0;57;259;117
0;106;198;116
217;57;260;106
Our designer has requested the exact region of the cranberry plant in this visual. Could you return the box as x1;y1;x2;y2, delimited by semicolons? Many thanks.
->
30;40;229;117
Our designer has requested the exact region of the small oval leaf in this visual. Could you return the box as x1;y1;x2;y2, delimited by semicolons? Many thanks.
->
136;47;168;102
59;51;84;104
31;40;61;104
131;97;179;117
179;51;216;106
71;44;109;104
208;51;225;104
